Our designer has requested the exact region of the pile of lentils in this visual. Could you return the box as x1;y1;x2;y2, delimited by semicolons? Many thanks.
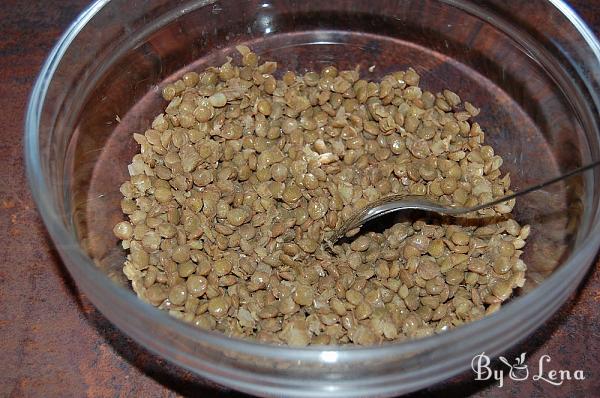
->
113;46;529;346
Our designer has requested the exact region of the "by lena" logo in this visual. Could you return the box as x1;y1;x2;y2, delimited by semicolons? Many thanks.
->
471;352;585;387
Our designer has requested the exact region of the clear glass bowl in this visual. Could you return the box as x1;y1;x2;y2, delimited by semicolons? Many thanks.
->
25;0;600;396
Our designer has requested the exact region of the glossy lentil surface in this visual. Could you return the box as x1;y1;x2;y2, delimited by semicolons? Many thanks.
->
116;48;528;346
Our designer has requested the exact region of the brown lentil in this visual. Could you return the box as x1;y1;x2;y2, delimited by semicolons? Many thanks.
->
116;48;529;346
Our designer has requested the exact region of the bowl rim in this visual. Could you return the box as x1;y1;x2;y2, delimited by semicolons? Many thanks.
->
24;0;600;361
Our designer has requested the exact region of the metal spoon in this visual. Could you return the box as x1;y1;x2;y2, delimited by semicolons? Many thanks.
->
327;159;600;246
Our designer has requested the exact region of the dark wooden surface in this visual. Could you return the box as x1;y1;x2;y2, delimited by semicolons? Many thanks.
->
1;0;599;397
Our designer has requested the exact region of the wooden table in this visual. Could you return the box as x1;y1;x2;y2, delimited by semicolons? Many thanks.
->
1;0;599;396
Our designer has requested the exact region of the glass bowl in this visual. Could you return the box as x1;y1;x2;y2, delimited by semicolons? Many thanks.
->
25;0;600;396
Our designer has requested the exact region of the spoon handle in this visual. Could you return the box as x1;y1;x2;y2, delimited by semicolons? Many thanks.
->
327;158;600;246
466;158;600;213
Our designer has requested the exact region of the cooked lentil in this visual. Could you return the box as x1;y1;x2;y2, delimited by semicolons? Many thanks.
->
116;47;529;346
